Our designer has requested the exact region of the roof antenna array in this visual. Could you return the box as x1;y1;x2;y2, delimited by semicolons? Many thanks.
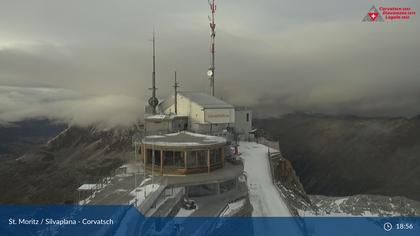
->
148;30;159;114
207;0;216;96
173;71;179;114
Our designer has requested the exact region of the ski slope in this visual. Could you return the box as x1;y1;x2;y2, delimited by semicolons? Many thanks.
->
240;142;291;216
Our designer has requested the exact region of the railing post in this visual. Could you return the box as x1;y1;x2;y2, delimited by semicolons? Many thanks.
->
160;150;164;176
221;147;225;167
207;149;211;173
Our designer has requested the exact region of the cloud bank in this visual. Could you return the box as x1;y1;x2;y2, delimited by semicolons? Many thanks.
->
0;0;419;126
0;86;143;127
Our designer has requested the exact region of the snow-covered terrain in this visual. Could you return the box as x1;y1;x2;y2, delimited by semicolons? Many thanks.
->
220;199;246;216
129;180;160;207
239;142;291;216
176;207;197;217
240;142;303;236
307;195;420;216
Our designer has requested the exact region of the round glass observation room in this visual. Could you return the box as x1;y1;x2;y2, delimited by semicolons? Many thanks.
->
140;132;226;175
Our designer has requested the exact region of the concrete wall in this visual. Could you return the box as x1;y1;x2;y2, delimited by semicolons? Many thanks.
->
234;109;252;139
204;108;235;124
191;123;232;134
145;119;171;135
164;94;204;126
144;116;188;135
169;117;189;132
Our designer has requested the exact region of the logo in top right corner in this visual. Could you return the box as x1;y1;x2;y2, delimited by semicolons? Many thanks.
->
363;5;384;22
363;5;416;22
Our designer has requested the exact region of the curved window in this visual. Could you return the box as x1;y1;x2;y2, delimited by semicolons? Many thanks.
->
210;148;222;165
164;151;174;166
187;150;207;168
174;151;185;168
144;145;224;174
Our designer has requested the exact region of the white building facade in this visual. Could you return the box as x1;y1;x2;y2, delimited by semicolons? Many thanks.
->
160;92;235;133
234;107;253;140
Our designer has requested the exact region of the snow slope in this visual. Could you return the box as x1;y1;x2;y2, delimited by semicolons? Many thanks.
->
240;142;291;216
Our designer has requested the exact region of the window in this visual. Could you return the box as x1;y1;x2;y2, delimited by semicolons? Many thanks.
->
186;151;196;168
187;150;207;168
146;149;161;165
210;148;222;165
197;150;207;167
146;149;153;164
154;150;161;165
246;113;249;122
174;151;185;168
164;151;174;166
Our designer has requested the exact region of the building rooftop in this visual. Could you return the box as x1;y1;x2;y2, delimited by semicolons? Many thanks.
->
145;114;188;120
142;131;226;147
159;92;234;111
179;91;234;109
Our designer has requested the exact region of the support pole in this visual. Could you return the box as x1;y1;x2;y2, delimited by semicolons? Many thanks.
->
134;143;137;161
160;150;164;176
148;31;159;114
184;151;187;171
221;147;225;167
152;145;155;184
208;0;217;96
143;145;146;179
172;151;176;167
207;149;211;173
173;71;179;115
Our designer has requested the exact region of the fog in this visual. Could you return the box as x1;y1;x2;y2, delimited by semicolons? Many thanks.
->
1;0;419;127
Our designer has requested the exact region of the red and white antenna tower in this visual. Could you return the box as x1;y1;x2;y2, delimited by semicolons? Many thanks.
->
207;0;216;96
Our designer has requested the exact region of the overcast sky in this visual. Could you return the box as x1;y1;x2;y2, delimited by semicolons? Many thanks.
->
0;0;419;127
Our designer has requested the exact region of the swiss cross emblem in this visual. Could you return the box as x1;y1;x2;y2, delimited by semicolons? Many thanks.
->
363;5;384;22
368;12;378;21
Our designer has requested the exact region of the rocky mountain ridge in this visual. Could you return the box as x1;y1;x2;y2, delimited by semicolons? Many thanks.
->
0;124;141;203
255;113;420;202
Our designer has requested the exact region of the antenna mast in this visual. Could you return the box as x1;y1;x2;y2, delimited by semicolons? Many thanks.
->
173;71;179;114
148;31;159;114
207;0;216;96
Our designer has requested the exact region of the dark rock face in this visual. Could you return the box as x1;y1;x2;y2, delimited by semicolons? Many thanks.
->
271;146;420;216
0;125;142;203
255;113;420;202
0;119;66;159
275;158;300;188
271;154;315;215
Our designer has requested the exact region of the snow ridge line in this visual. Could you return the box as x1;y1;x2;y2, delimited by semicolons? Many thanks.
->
266;148;295;216
46;126;70;145
266;145;311;235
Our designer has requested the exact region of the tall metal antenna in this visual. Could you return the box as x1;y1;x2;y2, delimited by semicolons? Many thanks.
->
207;0;216;96
173;71;179;114
148;30;159;114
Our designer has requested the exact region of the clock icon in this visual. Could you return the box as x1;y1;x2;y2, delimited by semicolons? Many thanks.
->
384;222;393;232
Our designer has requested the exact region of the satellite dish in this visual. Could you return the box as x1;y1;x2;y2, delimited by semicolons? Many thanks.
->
148;97;159;107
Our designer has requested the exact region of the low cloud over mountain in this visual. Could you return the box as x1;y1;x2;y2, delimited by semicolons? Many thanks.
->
1;0;419;126
0;86;143;128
